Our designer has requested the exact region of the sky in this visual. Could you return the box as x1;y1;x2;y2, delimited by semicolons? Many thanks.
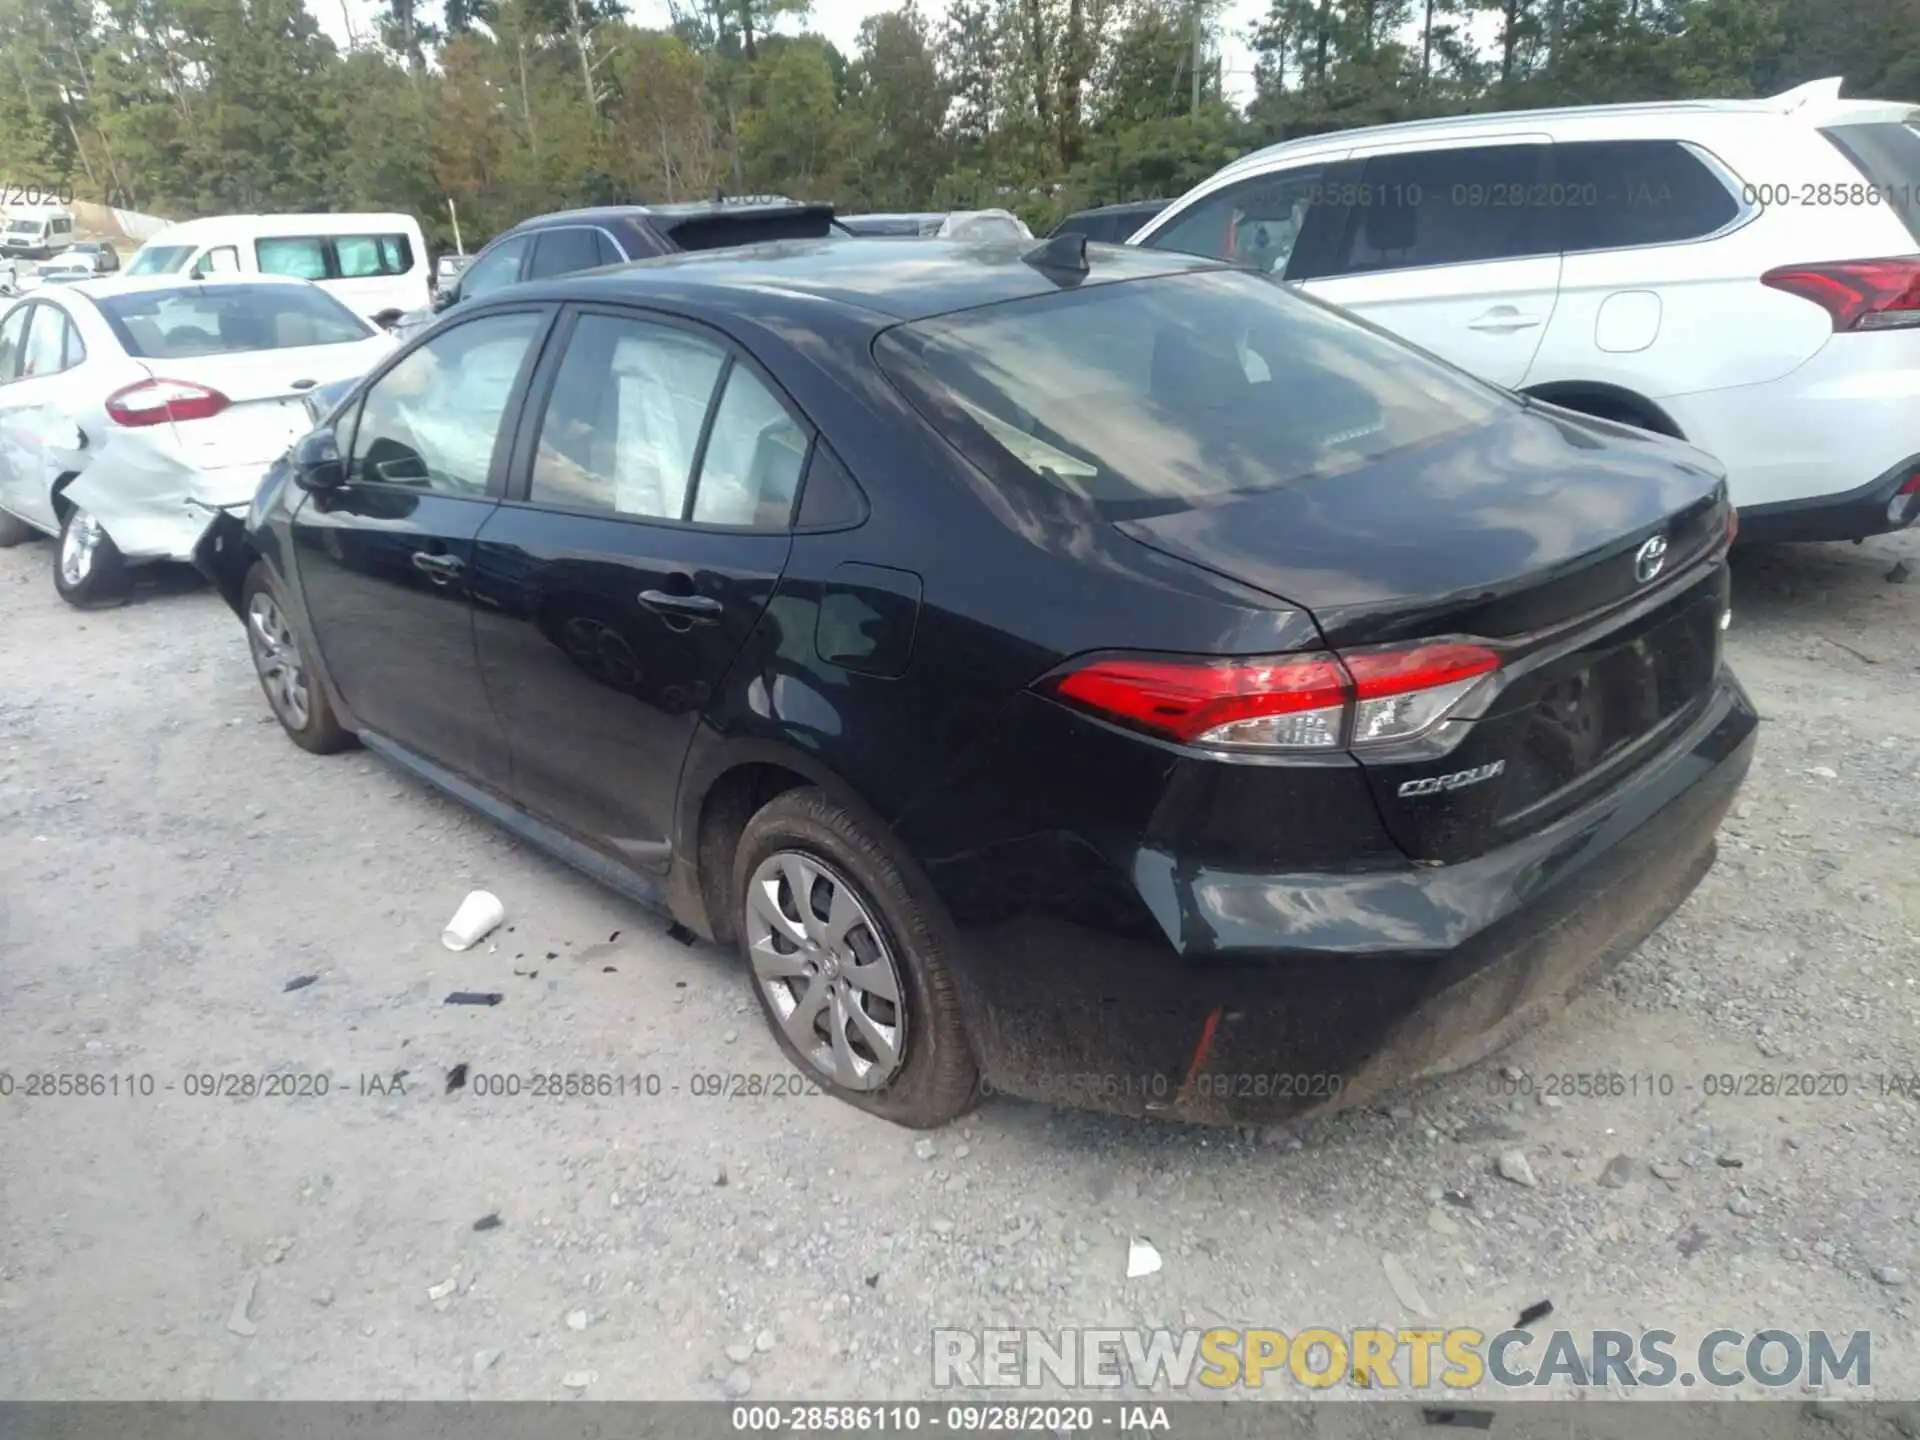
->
312;0;1274;104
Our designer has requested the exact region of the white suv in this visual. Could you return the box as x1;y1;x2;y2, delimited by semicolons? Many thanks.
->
1131;78;1920;544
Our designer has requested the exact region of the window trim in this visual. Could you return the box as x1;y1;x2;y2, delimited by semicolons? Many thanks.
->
338;303;558;502
499;300;817;536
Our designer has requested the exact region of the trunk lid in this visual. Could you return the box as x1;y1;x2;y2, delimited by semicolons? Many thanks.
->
150;337;393;469
1117;405;1735;864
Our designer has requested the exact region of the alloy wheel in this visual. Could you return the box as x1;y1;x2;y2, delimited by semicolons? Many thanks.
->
60;509;101;587
744;851;906;1091
247;591;312;730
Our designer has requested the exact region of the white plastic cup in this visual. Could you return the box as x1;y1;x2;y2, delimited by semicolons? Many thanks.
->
442;890;505;952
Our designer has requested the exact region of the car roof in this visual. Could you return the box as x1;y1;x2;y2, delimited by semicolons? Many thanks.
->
1064;200;1169;218
142;213;422;243
1213;78;1920;180
504;199;822;234
65;273;321;301
516;235;1227;325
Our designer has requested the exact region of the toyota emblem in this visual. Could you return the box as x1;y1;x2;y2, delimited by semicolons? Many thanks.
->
1633;534;1668;584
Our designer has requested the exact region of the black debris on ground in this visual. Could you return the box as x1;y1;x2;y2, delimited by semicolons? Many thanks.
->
445;992;503;1007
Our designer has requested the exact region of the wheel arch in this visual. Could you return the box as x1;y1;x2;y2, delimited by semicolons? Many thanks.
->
675;739;885;948
1519;381;1686;439
49;470;81;521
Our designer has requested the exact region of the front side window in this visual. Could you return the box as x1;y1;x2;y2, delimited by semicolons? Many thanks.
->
1552;140;1741;252
876;267;1512;512
124;244;194;277
335;234;415;278
1140;163;1342;278
1323;143;1553;276
458;236;531;300
256;236;330;281
19;305;70;378
96;285;375;359
348;311;543;497
529;314;726;519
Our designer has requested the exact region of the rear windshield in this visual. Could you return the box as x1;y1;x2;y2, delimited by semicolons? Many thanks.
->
96;284;375;358
874;267;1512;512
125;244;196;277
656;209;836;251
1823;120;1920;243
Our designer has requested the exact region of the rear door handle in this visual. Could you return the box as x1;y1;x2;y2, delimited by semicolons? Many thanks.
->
639;589;723;622
411;550;465;583
1468;307;1543;333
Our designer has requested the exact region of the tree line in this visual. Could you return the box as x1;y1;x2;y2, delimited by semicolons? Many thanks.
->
0;0;1913;251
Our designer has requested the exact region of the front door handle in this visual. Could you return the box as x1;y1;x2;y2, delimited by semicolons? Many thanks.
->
639;588;723;622
1468;306;1543;333
411;550;465;583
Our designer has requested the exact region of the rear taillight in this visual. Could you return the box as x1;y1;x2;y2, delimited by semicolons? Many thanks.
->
105;379;231;428
1046;642;1501;752
1760;256;1920;332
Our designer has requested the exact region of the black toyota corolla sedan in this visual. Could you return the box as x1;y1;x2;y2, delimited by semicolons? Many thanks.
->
197;236;1755;1129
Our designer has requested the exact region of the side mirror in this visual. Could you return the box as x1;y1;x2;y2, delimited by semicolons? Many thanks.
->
432;288;458;313
291;428;346;492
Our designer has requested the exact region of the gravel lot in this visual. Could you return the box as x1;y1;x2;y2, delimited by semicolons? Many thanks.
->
1;528;1917;1404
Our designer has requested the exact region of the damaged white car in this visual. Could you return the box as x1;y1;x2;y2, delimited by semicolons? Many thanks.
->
0;274;394;606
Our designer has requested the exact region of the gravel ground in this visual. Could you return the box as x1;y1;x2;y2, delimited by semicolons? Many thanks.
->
0;528;1916;1404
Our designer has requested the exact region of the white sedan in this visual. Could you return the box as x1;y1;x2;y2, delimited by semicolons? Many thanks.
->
0;274;394;606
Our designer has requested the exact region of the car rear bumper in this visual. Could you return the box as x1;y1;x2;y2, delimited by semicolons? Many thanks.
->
62;459;267;563
1667;332;1920;521
1735;452;1920;545
945;671;1758;1126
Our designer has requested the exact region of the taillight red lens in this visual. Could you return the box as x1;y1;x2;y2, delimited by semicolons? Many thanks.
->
1047;642;1501;752
1760;256;1920;332
105;379;231;428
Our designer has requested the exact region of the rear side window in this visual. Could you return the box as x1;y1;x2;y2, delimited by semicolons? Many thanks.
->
257;236;330;280
335;234;415;278
125;244;194;277
527;227;612;279
875;268;1511;512
1324;144;1553;276
1551;140;1741;251
96;285;375;358
1823;121;1920;244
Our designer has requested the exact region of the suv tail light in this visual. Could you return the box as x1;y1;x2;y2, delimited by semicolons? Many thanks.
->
1046;642;1501;752
1760;256;1920;332
105;379;231;428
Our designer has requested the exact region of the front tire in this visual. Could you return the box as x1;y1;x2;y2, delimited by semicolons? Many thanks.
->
242;562;355;754
53;506;132;608
733;788;978;1128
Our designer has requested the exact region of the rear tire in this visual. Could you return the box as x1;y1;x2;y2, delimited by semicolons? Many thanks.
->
242;561;355;754
733;787;978;1128
0;509;35;548
52;506;132;608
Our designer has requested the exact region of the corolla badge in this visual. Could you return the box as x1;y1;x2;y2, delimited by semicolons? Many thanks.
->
1398;760;1506;798
1634;534;1669;584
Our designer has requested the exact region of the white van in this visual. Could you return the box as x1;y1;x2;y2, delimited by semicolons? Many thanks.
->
1;208;76;261
124;213;431;324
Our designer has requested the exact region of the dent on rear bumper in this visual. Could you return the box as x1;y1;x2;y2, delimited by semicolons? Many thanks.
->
949;674;1758;1125
62;445;267;562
